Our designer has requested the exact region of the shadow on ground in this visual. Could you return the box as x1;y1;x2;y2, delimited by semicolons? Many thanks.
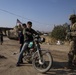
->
18;60;76;75
44;61;76;75
0;55;7;59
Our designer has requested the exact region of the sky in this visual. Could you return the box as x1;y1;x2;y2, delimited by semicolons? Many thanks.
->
0;0;76;31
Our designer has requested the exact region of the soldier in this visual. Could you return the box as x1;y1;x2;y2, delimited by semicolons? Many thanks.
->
67;14;76;68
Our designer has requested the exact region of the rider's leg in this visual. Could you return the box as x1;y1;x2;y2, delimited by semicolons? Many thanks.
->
16;42;29;65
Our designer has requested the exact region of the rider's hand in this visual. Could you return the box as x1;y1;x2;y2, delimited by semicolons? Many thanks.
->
26;32;31;35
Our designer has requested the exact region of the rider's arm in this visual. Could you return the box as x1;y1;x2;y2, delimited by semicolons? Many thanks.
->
32;29;38;35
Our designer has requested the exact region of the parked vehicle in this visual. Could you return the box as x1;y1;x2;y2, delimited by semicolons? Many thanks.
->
7;25;22;40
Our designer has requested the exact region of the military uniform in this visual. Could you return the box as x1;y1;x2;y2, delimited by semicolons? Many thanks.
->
68;14;76;68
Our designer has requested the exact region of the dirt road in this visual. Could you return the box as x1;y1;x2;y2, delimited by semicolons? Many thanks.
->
0;37;76;75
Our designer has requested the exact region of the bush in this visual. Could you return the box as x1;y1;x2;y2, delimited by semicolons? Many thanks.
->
51;25;67;41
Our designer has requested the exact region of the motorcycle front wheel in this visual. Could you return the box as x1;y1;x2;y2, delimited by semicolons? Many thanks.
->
32;50;53;73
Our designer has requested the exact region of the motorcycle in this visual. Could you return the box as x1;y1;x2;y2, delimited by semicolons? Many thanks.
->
23;35;53;73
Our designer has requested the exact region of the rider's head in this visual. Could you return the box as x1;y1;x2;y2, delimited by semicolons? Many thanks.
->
27;21;32;29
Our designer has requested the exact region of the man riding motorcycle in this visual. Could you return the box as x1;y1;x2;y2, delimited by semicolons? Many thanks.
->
16;21;38;66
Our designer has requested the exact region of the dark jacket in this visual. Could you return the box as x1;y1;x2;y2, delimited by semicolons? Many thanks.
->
25;28;38;41
19;31;24;44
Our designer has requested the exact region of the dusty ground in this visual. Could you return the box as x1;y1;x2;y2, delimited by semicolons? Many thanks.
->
0;37;76;75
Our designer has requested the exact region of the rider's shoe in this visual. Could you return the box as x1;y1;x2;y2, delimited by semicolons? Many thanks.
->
16;63;21;67
16;62;22;66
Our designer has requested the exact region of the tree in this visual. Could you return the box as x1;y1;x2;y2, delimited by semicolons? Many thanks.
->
51;23;68;41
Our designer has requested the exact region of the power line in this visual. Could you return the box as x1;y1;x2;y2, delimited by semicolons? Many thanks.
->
0;8;32;20
0;8;51;26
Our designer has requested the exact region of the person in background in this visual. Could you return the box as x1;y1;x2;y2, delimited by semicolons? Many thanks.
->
17;23;27;63
18;23;27;52
0;30;3;45
18;31;24;52
22;23;27;42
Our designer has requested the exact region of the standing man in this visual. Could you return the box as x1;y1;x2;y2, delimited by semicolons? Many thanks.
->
0;30;3;45
67;14;76;68
18;23;27;63
19;23;27;52
16;21;38;66
18;31;24;52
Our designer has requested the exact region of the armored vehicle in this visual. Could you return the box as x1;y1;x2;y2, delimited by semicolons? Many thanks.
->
7;25;23;40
